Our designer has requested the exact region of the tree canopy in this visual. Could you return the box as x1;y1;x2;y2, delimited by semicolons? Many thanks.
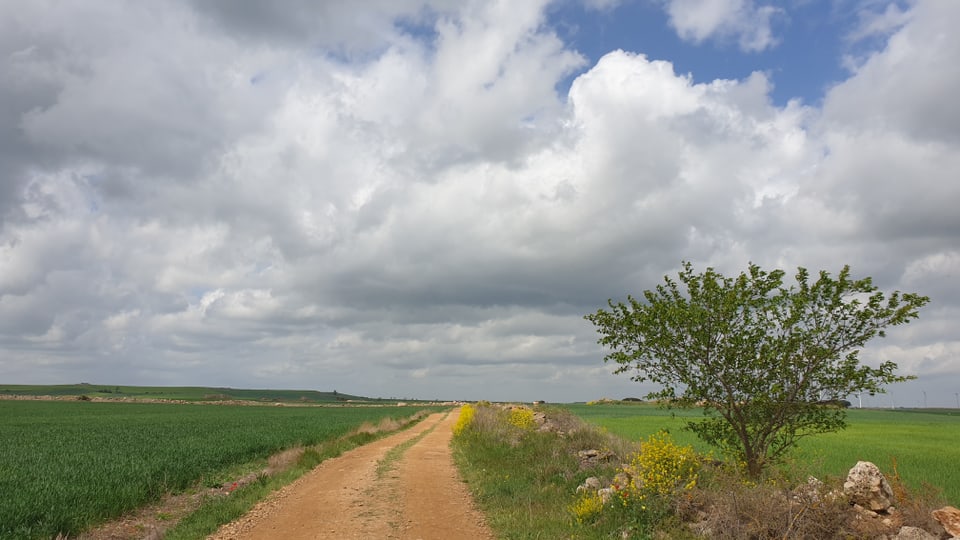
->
585;262;929;476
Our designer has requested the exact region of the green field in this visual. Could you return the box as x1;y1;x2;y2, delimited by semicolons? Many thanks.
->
565;402;710;449
0;383;369;402
565;403;960;505
0;400;435;539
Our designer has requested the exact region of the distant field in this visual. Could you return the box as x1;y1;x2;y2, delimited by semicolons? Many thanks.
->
565;403;960;505
0;383;369;402
0;400;437;539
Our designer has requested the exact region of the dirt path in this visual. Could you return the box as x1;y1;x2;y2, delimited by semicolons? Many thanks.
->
208;409;494;540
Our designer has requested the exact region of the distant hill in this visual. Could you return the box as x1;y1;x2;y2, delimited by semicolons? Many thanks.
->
0;383;372;403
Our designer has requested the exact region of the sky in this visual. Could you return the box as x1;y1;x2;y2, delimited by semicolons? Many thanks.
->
1;0;958;405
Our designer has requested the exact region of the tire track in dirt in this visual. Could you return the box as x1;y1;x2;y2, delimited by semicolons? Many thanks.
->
208;409;493;540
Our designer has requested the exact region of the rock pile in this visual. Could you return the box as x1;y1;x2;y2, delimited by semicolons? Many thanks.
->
532;411;563;434
841;461;960;540
576;476;616;503
572;459;959;539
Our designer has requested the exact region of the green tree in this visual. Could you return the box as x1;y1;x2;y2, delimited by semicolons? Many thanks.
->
585;262;929;477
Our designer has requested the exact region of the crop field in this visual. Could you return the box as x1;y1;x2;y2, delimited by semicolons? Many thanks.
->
565;403;960;505
0;400;436;539
0;383;368;402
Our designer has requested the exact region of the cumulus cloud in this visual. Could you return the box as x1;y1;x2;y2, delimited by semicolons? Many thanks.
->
826;0;960;143
846;0;915;43
661;0;784;52
0;0;956;403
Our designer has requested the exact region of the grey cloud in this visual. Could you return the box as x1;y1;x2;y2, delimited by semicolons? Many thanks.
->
0;20;72;225
188;0;456;50
1;1;287;233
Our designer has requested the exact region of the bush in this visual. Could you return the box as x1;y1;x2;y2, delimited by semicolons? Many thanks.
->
452;404;475;436
623;430;701;497
507;407;535;430
575;431;704;537
569;492;605;524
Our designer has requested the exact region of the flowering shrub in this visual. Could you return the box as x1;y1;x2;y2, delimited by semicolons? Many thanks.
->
507;407;535;430
621;431;701;498
452;404;476;436
569;492;605;524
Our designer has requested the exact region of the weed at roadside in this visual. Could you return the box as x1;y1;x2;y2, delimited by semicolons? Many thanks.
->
454;404;949;539
453;403;635;538
453;403;475;436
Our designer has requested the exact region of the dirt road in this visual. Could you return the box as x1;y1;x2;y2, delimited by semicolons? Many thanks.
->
208;410;494;540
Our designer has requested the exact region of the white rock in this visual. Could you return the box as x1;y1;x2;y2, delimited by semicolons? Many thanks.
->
844;461;895;512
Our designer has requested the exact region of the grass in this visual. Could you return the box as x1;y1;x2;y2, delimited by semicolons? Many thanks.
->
0;400;439;539
564;402;960;505
564;402;709;451
796;408;960;503
452;405;632;539
455;403;951;539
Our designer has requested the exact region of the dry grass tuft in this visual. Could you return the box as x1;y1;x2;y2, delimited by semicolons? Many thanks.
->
678;469;851;539
468;404;511;439
352;413;419;436
673;463;949;540
266;447;305;475
375;416;402;432
886;463;949;537
354;421;378;435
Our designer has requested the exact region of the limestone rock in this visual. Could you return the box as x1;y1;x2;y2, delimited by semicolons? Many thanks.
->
577;448;615;468
893;526;939;540
576;476;601;494
792;475;824;503
843;461;895;512
853;503;879;518
613;471;631;490
933;506;960;537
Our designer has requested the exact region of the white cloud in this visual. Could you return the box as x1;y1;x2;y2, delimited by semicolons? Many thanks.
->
662;0;784;52
825;0;960;143
0;0;957;403
847;0;915;43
